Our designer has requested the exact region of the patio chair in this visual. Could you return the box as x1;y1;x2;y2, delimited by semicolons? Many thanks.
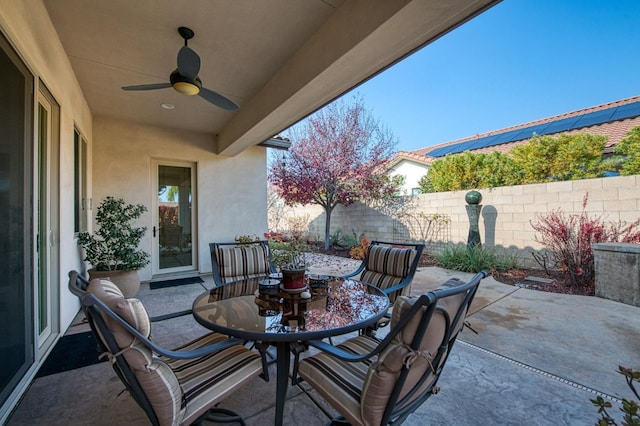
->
297;271;488;426
209;240;278;377
209;240;277;287
342;240;425;335
68;271;263;426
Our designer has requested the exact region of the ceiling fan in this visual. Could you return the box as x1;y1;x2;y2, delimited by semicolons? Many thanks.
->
122;26;239;111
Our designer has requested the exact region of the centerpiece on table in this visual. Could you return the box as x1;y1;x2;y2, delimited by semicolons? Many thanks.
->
280;250;307;290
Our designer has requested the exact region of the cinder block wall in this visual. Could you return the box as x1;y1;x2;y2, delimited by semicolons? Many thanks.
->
280;174;640;268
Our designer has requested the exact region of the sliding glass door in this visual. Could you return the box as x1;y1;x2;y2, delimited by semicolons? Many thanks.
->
0;33;34;414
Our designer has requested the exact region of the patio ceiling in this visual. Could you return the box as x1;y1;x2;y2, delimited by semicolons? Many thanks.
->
43;0;500;156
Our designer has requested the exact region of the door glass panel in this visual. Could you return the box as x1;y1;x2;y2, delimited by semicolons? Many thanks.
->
158;165;192;270
0;34;34;410
37;103;48;335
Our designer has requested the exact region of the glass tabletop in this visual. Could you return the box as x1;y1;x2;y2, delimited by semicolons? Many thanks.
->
192;276;390;342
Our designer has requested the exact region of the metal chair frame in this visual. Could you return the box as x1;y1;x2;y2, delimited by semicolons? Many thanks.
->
301;271;488;426
68;271;257;426
342;240;425;299
343;240;425;335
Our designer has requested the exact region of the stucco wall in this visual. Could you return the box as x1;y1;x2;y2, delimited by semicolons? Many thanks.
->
389;160;426;195
281;174;640;268
93;116;268;280
0;1;96;419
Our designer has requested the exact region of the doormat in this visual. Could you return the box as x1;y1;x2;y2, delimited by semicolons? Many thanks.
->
150;276;204;290
36;331;106;378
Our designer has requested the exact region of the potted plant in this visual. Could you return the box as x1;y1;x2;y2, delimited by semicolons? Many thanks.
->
77;196;150;297
271;233;309;290
280;250;307;290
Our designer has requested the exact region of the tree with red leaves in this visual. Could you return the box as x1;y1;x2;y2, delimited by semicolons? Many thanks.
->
268;95;400;252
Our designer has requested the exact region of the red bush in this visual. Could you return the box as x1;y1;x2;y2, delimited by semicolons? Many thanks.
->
530;194;640;290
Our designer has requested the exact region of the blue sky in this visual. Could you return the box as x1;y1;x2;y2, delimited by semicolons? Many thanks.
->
352;0;640;152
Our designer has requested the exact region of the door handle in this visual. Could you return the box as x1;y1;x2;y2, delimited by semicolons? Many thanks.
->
153;226;157;237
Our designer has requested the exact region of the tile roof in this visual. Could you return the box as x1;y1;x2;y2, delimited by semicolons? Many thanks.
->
412;95;640;158
387;151;434;166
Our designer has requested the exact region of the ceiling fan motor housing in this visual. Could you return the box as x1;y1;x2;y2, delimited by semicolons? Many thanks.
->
170;69;201;95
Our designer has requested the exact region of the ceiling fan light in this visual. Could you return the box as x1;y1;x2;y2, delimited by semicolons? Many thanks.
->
173;81;199;96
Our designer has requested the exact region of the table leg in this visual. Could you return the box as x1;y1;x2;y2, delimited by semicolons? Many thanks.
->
275;341;290;426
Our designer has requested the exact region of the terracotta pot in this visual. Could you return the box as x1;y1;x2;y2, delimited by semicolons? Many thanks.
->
88;269;141;298
281;268;306;290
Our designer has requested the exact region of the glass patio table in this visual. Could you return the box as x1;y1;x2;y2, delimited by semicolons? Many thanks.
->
192;276;390;426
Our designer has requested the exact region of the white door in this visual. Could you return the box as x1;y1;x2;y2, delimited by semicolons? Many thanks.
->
152;160;197;275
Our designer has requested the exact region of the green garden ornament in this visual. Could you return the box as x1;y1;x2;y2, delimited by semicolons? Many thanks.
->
465;190;482;249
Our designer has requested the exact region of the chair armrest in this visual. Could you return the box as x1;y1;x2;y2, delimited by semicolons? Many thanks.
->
83;293;243;360
382;277;412;297
341;262;366;279
306;338;384;363
149;309;193;322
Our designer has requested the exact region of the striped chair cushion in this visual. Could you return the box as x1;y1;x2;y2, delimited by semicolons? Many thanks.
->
88;279;182;425
360;285;467;425
164;333;263;426
298;335;379;426
125;343;184;426
216;245;271;284
299;280;468;426
87;279;151;347
88;278;262;426
391;279;467;347
360;245;416;301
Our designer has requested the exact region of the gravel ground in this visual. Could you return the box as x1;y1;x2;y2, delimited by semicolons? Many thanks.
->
303;252;361;276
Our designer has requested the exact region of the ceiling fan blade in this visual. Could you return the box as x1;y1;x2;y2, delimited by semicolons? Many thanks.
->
199;87;240;111
122;82;172;91
177;46;200;80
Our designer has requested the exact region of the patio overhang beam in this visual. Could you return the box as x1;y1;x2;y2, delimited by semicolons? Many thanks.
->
215;0;501;157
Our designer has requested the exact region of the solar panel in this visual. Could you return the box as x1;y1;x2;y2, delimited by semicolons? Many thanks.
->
610;102;640;121
490;129;524;145
541;116;581;135
571;108;615;129
427;146;455;157
427;100;640;158
518;123;551;139
444;140;476;155
466;134;499;150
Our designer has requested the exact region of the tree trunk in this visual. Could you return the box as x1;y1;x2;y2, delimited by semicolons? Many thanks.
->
324;205;333;252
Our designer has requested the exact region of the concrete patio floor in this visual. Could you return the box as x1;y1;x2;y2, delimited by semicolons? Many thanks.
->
8;254;639;425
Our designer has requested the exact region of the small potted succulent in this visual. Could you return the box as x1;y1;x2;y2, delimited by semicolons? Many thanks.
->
77;196;150;297
280;251;307;290
270;233;308;290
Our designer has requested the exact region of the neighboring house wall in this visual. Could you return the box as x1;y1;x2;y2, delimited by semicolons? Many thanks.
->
93;116;268;280
389;160;427;195
281;174;640;268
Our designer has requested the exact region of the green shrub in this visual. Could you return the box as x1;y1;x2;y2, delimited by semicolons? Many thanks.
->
436;244;520;273
329;230;344;247
77;196;149;271
614;126;640;175
342;230;365;250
